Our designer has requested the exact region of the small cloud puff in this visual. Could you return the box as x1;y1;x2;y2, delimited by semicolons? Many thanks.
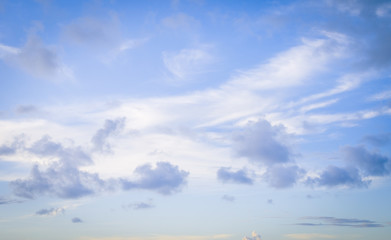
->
72;217;83;223
121;161;189;195
217;167;253;185
242;231;261;240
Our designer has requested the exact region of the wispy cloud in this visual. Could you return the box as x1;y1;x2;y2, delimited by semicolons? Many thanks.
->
297;216;384;228
35;207;64;216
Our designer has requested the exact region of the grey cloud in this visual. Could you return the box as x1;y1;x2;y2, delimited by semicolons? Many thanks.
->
121;162;189;195
233;119;292;166
29;136;92;167
0;136;25;156
10;164;105;199
217;167;253;185
343;146;390;176
91;118;125;152
1;34;73;81
264;165;305;189
306;166;369;188
222;195;235;202
62;16;120;46
72;217;83;223
363;133;391;146
298;216;384;228
36;207;64;216
10;136;108;199
16;105;39;114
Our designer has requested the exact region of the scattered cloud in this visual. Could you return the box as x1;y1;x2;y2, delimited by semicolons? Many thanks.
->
0;34;74;82
121;162;189;195
233;119;292;166
91;118;126;152
35;207;64;216
264;165;305;189
306;166;369;188
363;133;391;147
297;216;384;228
342;146;390;176
242;231;261;240
72;217;83;223
217;167;253;185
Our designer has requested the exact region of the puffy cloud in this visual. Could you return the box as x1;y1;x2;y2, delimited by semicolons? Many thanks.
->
264;165;305;189
233;119;292;166
29;136;92;167
297;216;384;228
9;136;106;199
36;207;64;216
121;162;189;195
10;164;105;199
72;217;83;223
242;231;261;240
342;146;390;176
306;166;369;188
217;167;253;185
91;118;126;152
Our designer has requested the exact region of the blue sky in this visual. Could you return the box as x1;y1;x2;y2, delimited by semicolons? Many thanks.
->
1;0;391;239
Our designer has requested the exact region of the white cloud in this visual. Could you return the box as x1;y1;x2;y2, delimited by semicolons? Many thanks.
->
163;47;215;81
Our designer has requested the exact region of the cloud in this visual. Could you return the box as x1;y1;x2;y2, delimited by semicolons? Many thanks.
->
9;136;107;199
264;165;305;189
217;167;253;185
35;207;64;216
368;89;391;101
221;195;235;202
242;231;261;240
233;119;292;166
125;202;154;210
285;233;336;240
72;217;83;223
342;146;390;176
162;47;214;81
0;34;73;81
306;166;369;188
62;15;120;46
297;216;384;228
0;136;24;156
0;197;22;205
91;118;126;152
121;162;189;195
16;105;39;114
363;133;391;146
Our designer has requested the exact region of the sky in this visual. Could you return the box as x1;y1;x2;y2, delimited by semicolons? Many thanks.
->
0;0;391;239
